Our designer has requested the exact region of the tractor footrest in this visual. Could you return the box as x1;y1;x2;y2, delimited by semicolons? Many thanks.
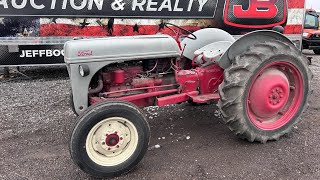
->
157;91;198;106
188;93;220;103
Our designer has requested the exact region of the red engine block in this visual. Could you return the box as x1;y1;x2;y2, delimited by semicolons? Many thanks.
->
90;62;224;107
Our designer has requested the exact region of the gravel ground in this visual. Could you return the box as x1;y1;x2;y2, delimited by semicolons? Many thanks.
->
1;51;320;180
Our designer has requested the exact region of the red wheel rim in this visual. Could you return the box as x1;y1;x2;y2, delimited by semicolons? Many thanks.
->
246;61;304;131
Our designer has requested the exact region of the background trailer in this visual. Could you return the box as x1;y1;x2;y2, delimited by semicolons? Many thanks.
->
0;0;305;66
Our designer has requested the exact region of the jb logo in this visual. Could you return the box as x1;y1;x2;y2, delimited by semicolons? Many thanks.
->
224;0;287;28
233;0;277;19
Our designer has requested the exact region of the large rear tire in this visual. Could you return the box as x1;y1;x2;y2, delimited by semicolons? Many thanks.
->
218;41;312;143
70;100;150;178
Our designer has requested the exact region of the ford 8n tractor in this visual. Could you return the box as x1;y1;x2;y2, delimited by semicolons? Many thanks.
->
65;23;312;178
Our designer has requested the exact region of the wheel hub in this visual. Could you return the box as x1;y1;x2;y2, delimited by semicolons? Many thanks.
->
249;69;289;120
269;87;285;105
88;119;132;158
105;133;120;147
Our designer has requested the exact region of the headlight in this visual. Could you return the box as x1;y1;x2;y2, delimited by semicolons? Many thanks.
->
303;32;310;38
79;65;90;77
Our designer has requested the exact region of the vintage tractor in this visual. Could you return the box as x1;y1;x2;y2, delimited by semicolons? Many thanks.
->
65;23;312;178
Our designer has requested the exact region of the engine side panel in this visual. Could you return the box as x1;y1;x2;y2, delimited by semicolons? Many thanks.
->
64;35;181;64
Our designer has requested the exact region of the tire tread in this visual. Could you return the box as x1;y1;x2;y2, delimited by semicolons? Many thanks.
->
218;40;312;143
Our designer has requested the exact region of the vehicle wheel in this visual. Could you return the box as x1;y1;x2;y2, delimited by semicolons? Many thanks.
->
218;40;312;143
313;49;320;55
70;100;150;178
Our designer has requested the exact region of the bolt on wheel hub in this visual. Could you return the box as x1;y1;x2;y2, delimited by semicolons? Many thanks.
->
95;122;128;154
249;68;290;120
105;133;120;147
269;87;285;105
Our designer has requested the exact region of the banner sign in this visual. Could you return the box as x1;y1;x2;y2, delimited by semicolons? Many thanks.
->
0;0;305;66
0;0;218;18
0;45;64;66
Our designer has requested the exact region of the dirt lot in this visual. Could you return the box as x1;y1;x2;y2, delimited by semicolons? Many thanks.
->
1;51;320;180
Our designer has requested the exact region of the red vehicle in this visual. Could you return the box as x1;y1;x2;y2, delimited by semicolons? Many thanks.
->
303;9;320;54
63;1;311;178
0;0;311;178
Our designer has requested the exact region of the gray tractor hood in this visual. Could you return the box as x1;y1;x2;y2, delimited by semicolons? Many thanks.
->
64;35;181;64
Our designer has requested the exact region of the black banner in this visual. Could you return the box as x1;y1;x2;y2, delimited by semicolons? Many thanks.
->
0;45;64;66
0;0;217;18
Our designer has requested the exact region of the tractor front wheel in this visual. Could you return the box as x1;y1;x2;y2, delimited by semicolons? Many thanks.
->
218;41;312;143
69;100;150;178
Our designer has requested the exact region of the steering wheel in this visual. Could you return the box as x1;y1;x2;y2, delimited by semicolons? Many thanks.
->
164;22;197;40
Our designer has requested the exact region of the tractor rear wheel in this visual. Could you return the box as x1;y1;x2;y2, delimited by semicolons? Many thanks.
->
70;100;150;178
313;49;320;55
218;40;312;143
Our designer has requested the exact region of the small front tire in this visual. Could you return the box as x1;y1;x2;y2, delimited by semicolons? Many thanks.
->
70;100;150;178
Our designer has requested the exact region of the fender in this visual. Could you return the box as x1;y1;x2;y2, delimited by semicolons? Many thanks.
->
181;28;236;60
218;30;295;69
